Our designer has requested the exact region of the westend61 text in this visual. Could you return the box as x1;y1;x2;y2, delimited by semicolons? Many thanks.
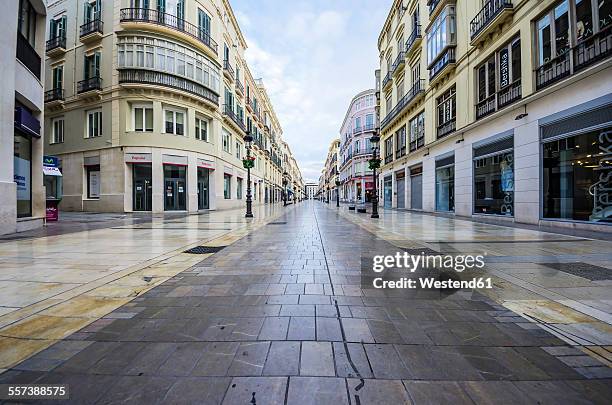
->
372;277;493;290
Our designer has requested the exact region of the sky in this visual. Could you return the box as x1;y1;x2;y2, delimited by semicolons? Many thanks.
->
231;0;391;183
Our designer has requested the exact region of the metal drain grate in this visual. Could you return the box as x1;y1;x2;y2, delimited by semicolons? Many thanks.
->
540;262;611;281
184;246;226;254
268;221;287;225
403;248;441;256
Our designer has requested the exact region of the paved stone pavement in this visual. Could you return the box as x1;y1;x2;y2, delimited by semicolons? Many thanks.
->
1;201;611;404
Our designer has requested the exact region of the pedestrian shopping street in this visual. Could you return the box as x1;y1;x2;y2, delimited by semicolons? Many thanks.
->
0;201;611;404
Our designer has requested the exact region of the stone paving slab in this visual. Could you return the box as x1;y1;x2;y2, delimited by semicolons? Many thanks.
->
0;202;610;404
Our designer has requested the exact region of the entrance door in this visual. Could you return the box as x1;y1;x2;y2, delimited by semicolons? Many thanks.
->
396;176;405;208
384;176;392;208
133;164;152;211
411;174;423;209
197;167;209;209
164;165;187;211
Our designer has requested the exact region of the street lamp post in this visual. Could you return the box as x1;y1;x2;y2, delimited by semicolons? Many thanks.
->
369;134;380;219
335;179;340;207
243;132;254;218
282;171;288;206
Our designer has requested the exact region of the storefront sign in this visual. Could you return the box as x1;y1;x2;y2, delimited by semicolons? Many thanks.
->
46;201;59;222
590;130;612;222
125;153;152;163
499;48;509;88
162;154;187;166
197;158;215;169
43;156;59;168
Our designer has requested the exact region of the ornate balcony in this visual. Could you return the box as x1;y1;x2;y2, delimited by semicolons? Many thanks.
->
497;80;522;108
223;60;235;82
16;33;41;80
80;19;103;43
381;79;425;129
470;0;513;45
46;36;66;57
236;80;244;97
405;24;422;58
535;52;571;90
44;88;65;104
437;119;456;139
409;134;425;152
428;47;456;85
120;8;218;55
382;71;392;90
77;76;102;94
391;50;405;77
118;69;219;105
223;104;246;133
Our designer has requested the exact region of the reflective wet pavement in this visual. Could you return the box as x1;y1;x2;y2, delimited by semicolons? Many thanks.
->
1;202;611;404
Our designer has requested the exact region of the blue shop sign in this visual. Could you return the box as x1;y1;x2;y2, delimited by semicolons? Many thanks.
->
43;156;59;168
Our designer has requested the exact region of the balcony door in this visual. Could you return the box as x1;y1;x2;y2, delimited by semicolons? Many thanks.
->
84;0;101;23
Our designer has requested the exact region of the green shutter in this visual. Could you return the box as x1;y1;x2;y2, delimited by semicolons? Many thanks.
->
84;54;89;79
60;15;67;37
50;18;56;38
94;52;100;77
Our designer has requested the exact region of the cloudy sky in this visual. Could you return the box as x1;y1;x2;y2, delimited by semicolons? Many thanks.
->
232;0;391;183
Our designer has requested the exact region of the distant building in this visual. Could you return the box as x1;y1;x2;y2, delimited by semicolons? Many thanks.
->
305;183;318;199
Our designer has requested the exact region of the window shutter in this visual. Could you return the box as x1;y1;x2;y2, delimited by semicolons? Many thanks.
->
60;15;67;37
96;0;101;19
50;18;56;38
94;52;101;77
84;54;89;79
158;0;165;13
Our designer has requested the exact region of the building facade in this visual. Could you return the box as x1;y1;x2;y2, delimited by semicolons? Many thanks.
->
321;139;341;203
338;89;377;203
377;0;611;231
0;0;47;235
43;0;300;214
305;182;318;199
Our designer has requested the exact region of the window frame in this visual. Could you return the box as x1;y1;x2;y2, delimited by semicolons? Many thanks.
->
163;107;186;136
86;109;102;138
51;117;64;144
133;103;154;132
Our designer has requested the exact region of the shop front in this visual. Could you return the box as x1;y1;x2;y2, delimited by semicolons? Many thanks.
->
473;135;514;216
396;170;406;209
197;158;214;210
125;153;153;212
163;155;187;211
383;175;392;208
410;165;423;210
435;154;454;212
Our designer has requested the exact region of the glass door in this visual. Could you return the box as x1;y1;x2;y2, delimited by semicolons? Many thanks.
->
197;168;209;209
133;164;152;211
164;165;187;211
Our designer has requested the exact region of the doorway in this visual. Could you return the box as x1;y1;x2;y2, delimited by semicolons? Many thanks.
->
197;167;210;210
164;164;186;211
396;171;405;209
410;166;423;210
133;164;152;211
384;176;392;208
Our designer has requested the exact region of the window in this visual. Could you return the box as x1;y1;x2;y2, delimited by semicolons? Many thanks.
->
235;141;241;159
84;0;101;23
385;137;394;162
52;65;64;90
84;52;100;79
395;127;406;158
477;56;496;104
164;108;185;135
133;104;153;132
86;165;101;199
543;127;612;222
50;15;67;40
365;114;374;129
195;116;209;141
411;62;420;87
222;129;231;152
117;36;221;94
18;0;37;46
385;94;392;113
474;151;514;216
397;76;405;99
51;118;64;144
409;111;425;151
237;177;243;199
436;86;456;138
224;174;231;199
355;117;361;131
198;8;211;41
426;6;456;65
87;110;102;138
536;1;569;66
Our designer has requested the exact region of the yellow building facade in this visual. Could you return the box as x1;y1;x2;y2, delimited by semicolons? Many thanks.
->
377;0;611;231
43;0;301;213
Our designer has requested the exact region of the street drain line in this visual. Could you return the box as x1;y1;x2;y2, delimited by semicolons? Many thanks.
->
312;205;366;402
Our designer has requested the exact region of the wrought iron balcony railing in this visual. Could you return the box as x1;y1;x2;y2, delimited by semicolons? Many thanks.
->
16;32;41;79
476;80;522;120
391;50;405;74
223;104;246;132
46;36;66;53
429;47;456;81
405;24;422;55
409;135;425;152
536;26;611;90
120;8;218;54
77;76;102;93
80;19;103;38
382;71;392;88
470;0;513;41
236;80;244;95
437;119;456;139
381;79;425;129
223;60;235;78
119;69;219;104
44;88;65;103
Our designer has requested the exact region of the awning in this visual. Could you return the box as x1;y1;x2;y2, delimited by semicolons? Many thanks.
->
43;166;62;176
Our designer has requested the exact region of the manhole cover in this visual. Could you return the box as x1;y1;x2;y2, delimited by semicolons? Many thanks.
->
540;262;611;281
184;246;226;254
268;222;287;225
